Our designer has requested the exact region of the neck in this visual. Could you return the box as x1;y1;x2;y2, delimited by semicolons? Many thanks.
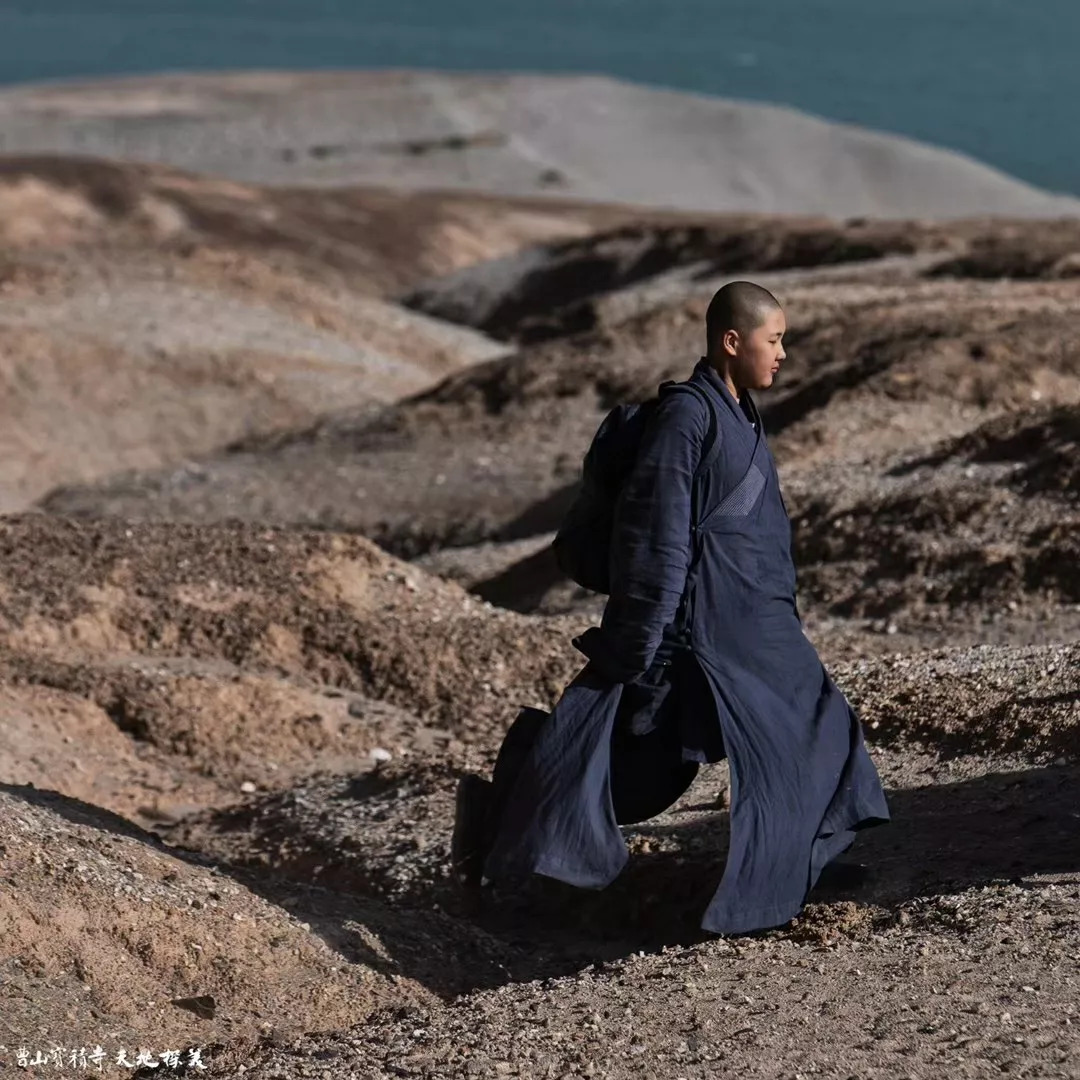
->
703;355;741;402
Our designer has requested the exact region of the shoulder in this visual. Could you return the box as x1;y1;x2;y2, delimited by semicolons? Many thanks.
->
650;383;712;440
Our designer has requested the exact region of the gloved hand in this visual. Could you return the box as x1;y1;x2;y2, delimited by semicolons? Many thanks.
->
571;625;650;685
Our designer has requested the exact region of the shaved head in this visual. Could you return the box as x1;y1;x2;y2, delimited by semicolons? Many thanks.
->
703;281;787;393
705;281;783;356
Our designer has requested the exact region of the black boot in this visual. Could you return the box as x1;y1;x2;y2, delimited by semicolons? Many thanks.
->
450;773;494;888
813;861;873;895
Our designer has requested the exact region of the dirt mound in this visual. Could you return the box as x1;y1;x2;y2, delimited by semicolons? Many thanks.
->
0;515;577;738
783;396;1080;613
0;514;580;1045
927;219;1080;280
900;404;1080;498
792;475;1080;626
757;286;1080;456
401;215;1080;349
0;649;454;828
0;674;234;827
0;319;419;513
161;764;463;911
0;155;642;291
0;513;584;1044
834;643;1080;759
0;785;434;1050
401;217;929;344
35;297;702;551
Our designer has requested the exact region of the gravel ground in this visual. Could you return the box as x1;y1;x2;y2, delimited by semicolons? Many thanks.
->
2;176;1079;1078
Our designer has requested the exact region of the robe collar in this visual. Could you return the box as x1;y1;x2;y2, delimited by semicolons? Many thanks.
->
694;357;761;432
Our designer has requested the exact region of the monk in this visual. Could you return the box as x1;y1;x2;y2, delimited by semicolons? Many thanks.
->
452;281;890;935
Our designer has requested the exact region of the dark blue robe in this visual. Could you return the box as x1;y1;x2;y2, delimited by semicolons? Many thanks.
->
483;358;889;935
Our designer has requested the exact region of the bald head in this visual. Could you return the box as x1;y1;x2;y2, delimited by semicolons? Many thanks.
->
705;281;783;357
703;281;787;393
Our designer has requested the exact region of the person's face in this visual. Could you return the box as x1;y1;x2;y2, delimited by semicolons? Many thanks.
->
725;308;787;390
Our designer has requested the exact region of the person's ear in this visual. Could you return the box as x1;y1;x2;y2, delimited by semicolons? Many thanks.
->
723;329;740;357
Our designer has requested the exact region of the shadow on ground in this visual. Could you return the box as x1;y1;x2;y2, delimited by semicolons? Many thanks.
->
16;760;1074;1002
447;760;1080;963
0;780;521;1003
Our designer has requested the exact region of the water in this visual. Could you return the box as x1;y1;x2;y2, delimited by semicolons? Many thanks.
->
0;0;1077;195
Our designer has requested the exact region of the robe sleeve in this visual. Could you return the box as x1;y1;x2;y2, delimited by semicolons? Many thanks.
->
576;390;711;683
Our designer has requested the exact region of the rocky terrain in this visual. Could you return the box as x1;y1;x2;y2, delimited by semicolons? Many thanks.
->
1;128;1079;1079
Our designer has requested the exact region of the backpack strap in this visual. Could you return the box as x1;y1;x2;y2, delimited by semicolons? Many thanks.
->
658;381;722;526
684;383;724;487
657;381;723;647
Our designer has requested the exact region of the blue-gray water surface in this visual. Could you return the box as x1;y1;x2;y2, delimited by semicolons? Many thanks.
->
0;0;1076;195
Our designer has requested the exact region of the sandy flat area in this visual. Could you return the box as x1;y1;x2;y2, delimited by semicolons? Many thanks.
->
0;70;1077;218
